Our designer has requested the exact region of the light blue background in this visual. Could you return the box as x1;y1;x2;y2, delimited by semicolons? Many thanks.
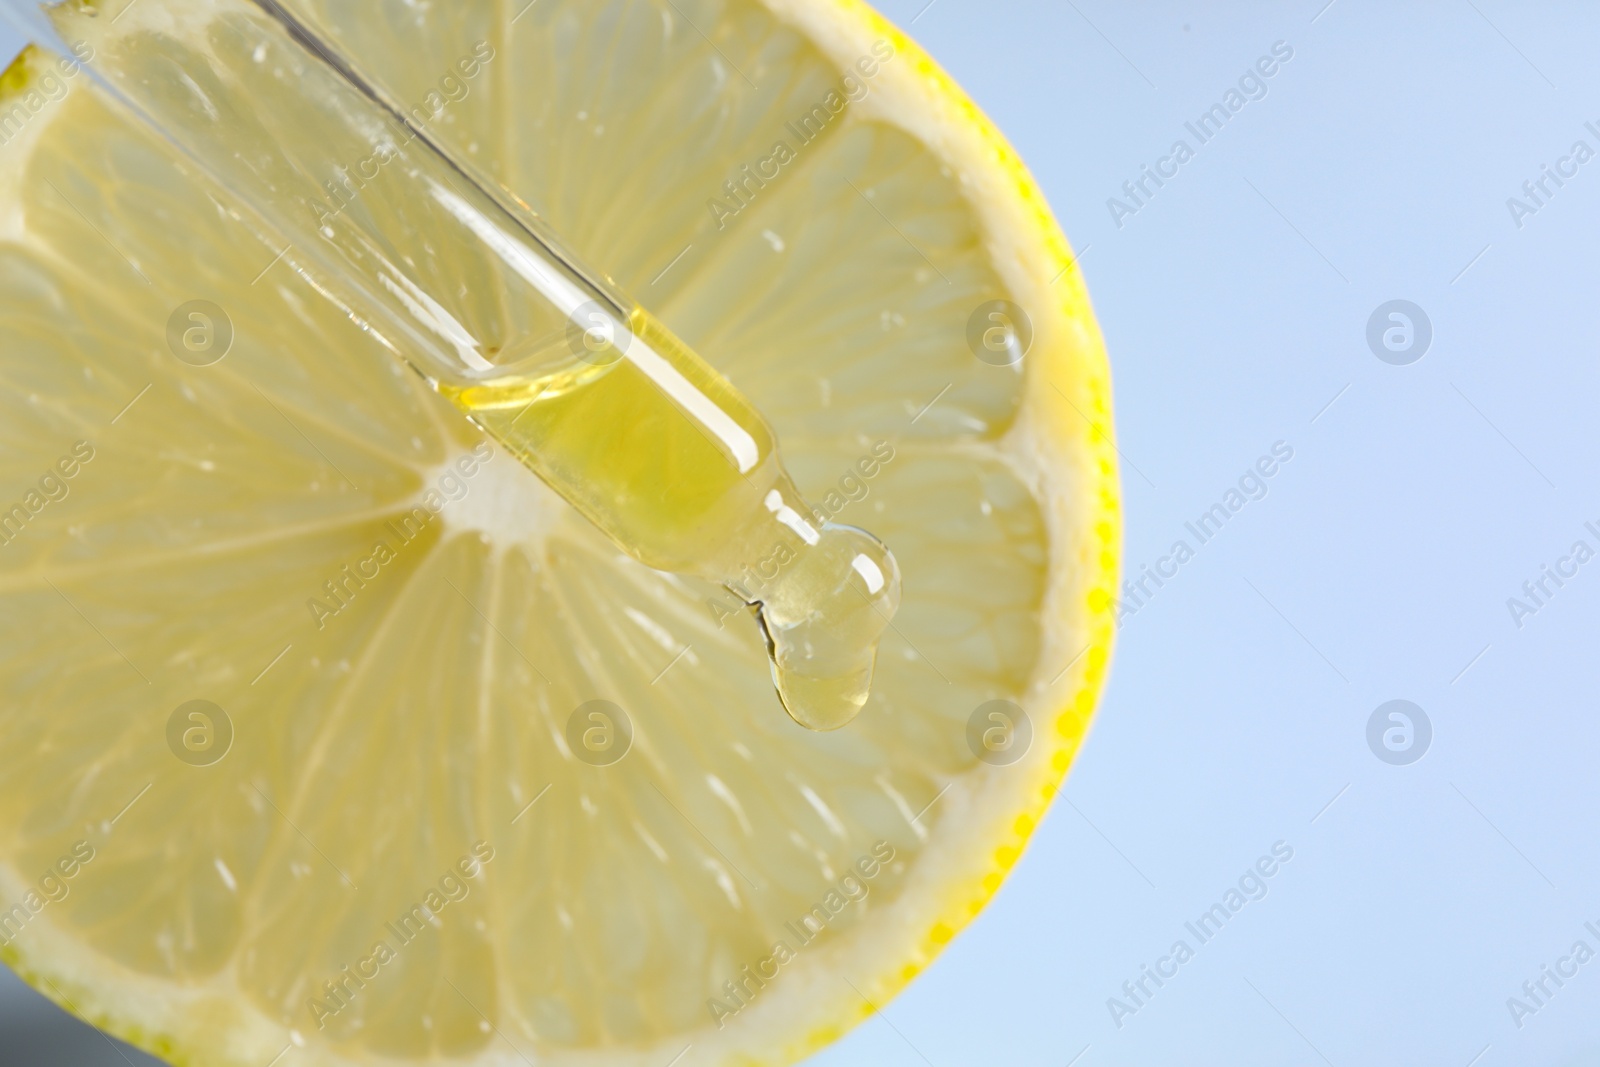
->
5;2;1600;1065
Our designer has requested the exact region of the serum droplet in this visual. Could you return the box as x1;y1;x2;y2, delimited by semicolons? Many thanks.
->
751;523;901;730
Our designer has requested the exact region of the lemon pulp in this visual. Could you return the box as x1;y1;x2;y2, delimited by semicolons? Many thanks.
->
0;0;1122;1060
441;306;901;730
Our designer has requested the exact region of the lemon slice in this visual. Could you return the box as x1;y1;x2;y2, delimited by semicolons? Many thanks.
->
0;0;1120;1063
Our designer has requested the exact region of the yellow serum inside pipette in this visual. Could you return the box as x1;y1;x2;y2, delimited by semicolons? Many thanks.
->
439;306;901;730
